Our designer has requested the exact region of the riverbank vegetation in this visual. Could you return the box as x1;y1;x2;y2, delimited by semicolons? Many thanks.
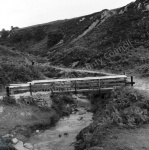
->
75;87;149;150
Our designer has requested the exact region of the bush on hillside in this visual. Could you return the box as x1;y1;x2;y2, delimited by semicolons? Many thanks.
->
135;64;149;77
0;62;43;87
9;30;33;43
9;27;46;44
0;29;9;40
47;32;63;48
33;27;46;41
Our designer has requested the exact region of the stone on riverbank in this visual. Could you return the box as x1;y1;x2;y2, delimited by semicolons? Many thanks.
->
12;138;18;144
24;143;33;150
13;140;24;150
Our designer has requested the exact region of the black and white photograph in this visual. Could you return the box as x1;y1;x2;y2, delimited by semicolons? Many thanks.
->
0;0;149;149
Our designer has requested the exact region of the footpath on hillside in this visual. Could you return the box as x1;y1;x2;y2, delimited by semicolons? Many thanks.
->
51;65;149;91
50;65;116;76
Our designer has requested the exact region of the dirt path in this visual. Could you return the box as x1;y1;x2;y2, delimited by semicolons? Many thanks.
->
134;76;149;91
51;65;149;91
50;65;116;76
28;94;93;150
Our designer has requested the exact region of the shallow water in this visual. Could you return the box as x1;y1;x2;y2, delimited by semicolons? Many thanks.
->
29;95;93;150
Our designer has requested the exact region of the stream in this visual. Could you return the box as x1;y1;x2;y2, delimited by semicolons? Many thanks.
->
28;94;93;150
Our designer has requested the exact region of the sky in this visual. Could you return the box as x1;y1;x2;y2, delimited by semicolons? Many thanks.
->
0;0;134;30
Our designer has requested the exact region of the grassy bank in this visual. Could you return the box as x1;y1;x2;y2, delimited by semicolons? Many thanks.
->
75;87;149;150
0;94;76;142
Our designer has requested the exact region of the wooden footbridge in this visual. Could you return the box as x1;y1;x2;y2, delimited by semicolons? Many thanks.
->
6;75;135;96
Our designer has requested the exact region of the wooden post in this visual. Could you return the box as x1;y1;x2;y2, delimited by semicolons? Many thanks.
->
131;76;134;87
6;86;10;97
29;83;32;96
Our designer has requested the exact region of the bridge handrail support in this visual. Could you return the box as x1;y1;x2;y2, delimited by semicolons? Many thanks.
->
131;76;134;87
6;86;10;97
29;83;32;96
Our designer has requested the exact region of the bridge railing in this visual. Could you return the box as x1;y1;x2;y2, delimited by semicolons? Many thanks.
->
6;75;135;96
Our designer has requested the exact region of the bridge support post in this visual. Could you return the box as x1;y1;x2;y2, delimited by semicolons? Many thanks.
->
29;83;32;96
131;76;134;87
6;86;10;97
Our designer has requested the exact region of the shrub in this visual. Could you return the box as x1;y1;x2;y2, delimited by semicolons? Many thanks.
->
50;113;60;126
135;64;149;77
52;94;74;116
16;96;35;107
0;60;43;86
33;27;46;41
47;32;63;48
9;32;22;43
93;87;149;128
2;96;16;105
0;29;9;40
61;95;75;104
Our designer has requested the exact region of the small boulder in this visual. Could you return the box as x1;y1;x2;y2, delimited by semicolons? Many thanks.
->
36;130;40;133
13;140;24;150
12;138;19;144
2;134;10;138
24;143;33;150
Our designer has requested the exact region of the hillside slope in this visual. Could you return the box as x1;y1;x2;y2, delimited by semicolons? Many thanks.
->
48;0;149;75
1;0;149;76
0;46;44;88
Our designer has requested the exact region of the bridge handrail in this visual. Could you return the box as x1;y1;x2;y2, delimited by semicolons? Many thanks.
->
5;75;134;97
30;75;127;85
